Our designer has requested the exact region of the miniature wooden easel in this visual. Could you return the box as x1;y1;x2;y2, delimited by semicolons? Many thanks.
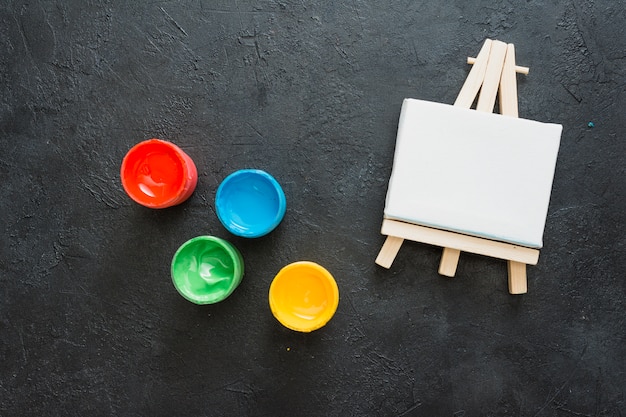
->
375;39;537;294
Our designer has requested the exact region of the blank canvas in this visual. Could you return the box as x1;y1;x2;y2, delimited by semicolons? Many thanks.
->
384;99;562;248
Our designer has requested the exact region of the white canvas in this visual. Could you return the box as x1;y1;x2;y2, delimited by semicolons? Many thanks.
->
384;99;562;248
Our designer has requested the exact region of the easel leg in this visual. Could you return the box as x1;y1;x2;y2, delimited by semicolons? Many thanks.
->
375;236;404;268
507;260;528;294
439;248;461;277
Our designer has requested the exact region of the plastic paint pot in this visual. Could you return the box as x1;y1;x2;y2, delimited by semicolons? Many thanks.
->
121;139;198;209
269;261;339;332
215;169;286;238
171;236;244;304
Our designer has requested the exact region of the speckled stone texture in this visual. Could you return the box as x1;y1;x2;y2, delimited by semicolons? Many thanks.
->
1;1;624;416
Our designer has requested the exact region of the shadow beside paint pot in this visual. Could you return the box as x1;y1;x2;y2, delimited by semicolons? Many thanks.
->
215;169;286;238
269;261;339;332
171;236;244;304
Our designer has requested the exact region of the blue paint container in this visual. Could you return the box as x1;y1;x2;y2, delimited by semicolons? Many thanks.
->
215;169;287;238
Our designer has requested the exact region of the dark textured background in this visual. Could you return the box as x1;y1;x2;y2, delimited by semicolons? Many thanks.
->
1;1;625;416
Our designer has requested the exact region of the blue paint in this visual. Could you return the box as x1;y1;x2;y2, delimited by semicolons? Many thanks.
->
215;169;287;238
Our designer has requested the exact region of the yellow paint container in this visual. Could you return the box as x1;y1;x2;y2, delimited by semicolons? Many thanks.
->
269;261;339;332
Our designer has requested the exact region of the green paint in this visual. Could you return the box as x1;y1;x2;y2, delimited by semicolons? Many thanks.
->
171;236;244;304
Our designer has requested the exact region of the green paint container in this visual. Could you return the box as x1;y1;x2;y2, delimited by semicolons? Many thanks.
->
171;236;244;304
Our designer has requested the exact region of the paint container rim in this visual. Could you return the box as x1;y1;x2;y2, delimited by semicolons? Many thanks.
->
121;138;197;209
171;236;244;304
215;169;286;238
268;261;339;332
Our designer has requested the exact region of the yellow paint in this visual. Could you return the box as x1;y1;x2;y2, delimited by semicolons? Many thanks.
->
269;261;339;332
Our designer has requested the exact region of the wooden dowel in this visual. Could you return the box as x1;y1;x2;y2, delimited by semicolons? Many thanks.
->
468;56;529;75
454;39;493;108
375;235;404;269
499;43;519;117
507;260;528;294
476;40;508;113
439;248;461;277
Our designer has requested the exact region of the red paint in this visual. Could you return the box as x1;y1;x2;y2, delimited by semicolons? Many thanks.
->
121;139;197;208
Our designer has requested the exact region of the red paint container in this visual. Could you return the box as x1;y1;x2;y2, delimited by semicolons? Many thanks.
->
120;139;197;208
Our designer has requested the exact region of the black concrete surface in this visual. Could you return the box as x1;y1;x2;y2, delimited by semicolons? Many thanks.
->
1;1;625;416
